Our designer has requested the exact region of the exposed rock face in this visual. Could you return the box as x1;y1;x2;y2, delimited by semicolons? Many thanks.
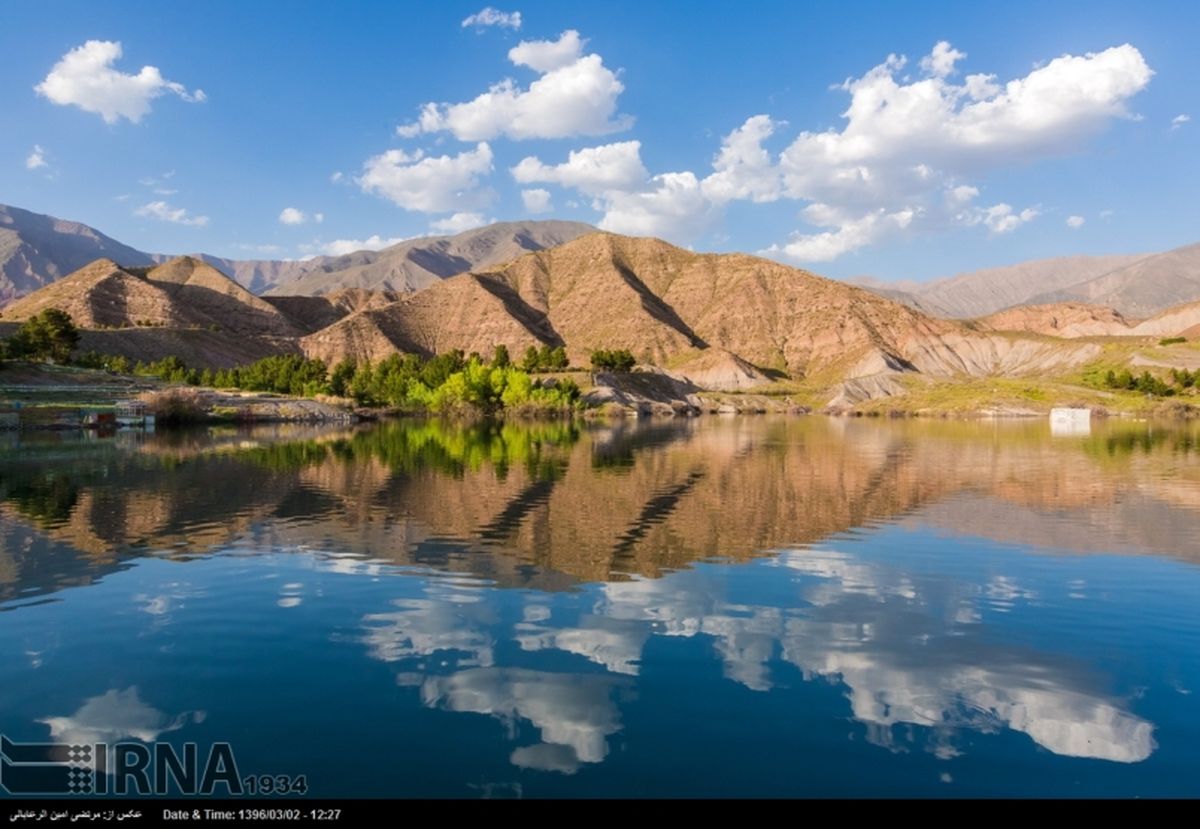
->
826;374;909;410
900;332;1101;376
583;370;702;417
977;303;1132;338
665;348;773;391
1129;300;1200;338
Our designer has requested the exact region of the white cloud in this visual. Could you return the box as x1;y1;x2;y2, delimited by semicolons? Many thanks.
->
766;206;915;262
512;141;648;194
461;7;522;30
330;171;344;183
1172;113;1191;129
134;200;209;227
25;145;48;170
278;207;323;225
971;203;1040;234
493;41;1149;256
762;41;1151;261
358;143;494;212
35;40;205;124
311;235;410;257
430;212;491;234
700;115;783;203
508;29;584;72
397;30;631;140
521;188;553;213
1066;214;1086;229
919;41;966;78
512;141;709;241
596;171;715;240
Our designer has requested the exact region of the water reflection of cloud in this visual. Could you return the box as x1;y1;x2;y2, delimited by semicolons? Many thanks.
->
589;549;1155;763
363;598;495;668
516;616;647;676
420;668;627;774
357;550;1155;769
40;687;200;760
361;577;498;668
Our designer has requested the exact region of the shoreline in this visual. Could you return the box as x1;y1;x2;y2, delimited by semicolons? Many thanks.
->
4;362;1199;431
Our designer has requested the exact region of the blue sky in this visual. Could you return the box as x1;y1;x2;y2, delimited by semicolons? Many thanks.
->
1;1;1196;282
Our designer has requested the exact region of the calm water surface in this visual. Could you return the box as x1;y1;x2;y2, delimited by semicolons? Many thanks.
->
2;416;1199;797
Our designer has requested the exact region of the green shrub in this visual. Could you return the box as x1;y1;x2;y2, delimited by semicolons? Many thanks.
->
590;348;636;372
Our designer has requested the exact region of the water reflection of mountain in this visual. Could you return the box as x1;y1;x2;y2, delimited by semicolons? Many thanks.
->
2;417;1199;604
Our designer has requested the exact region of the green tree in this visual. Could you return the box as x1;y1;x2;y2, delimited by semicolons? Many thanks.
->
547;345;569;370
7;308;80;363
520;345;540;373
330;359;357;397
491;344;511;368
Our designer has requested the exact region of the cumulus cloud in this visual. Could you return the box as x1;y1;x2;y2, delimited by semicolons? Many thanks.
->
311;235;410;256
511;141;710;240
700;115;783;204
1066;214;1086;229
279;207;323;225
521;188;552;213
919;41;966;78
134;200;209;227
971;203;1039;234
358;143;494;212
766;206;916;262
762;41;1151;261
512;141;648;194
462;7;522;30
1172;113;1191;129
35;40;205;124
430;212;491;234
397;30;631;140
25;145;48;170
597;171;715;240
500;41;1149;255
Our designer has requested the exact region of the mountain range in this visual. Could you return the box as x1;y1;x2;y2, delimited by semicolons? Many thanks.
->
856;244;1200;319
4;201;1200;407
0;234;1120;399
1;203;593;300
5;202;1200;322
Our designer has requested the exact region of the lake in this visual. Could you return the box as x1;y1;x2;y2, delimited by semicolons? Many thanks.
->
1;416;1199;797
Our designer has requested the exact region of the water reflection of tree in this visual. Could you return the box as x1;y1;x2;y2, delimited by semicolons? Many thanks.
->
232;420;581;480
4;471;80;526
